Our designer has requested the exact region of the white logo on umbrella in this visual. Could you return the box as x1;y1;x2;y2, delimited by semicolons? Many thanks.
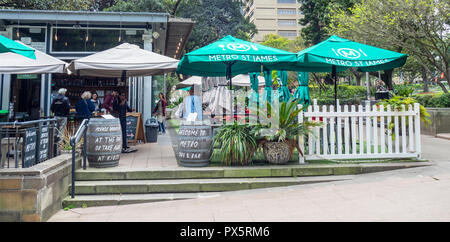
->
336;48;361;59
226;43;252;52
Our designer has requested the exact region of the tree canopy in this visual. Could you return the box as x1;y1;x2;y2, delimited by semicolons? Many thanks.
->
327;0;450;93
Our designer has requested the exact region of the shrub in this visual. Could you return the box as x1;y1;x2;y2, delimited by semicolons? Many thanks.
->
414;93;450;108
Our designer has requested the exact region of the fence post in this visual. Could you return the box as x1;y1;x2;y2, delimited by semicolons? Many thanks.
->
83;126;87;170
298;104;305;164
71;140;75;198
414;103;421;158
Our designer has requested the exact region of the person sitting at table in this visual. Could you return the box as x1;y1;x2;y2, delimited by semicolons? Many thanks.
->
75;91;95;120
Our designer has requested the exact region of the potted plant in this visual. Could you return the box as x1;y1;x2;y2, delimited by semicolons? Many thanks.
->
252;98;322;164
213;122;257;166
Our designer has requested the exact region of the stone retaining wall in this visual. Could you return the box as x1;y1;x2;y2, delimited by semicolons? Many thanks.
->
421;108;450;136
0;154;81;222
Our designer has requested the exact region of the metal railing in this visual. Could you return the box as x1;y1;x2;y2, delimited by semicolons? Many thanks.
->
0;118;58;169
70;118;89;198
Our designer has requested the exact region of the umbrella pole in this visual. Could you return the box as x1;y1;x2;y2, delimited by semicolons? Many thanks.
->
332;65;337;107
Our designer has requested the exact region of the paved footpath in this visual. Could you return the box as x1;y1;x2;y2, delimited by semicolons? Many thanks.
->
48;135;450;222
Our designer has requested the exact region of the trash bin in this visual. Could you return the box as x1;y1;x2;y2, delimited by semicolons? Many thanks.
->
145;118;159;143
0;110;8;122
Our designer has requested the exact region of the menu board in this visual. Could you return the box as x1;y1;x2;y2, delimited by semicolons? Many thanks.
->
22;128;37;168
125;112;146;145
126;115;138;141
37;125;50;163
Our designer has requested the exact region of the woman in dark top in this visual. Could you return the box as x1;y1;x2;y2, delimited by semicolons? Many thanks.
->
75;91;95;119
152;92;167;134
113;92;132;152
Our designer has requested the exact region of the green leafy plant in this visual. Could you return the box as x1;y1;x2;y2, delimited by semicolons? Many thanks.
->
379;95;431;140
252;98;322;157
393;84;415;97
213;122;257;166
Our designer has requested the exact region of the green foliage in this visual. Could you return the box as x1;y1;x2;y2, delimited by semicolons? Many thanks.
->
299;0;356;45
105;0;167;12
393;84;415;97
378;95;431;125
252;98;322;157
414;93;450;108
213;122;257;166
0;0;100;10
175;0;257;52
261;34;290;51
309;84;369;105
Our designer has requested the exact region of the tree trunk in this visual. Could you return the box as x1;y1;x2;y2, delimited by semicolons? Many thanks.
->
421;66;428;93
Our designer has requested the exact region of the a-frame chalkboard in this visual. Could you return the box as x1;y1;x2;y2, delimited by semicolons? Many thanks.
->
126;112;146;145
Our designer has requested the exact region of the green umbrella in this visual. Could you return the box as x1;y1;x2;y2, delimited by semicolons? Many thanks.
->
0;35;36;59
291;35;408;105
277;70;290;102
294;35;407;72
292;72;311;105
176;35;298;88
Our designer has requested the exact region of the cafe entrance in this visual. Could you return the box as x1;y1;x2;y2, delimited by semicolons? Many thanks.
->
10;74;42;121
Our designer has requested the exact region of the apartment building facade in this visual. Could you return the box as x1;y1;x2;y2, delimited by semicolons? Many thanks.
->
242;0;303;42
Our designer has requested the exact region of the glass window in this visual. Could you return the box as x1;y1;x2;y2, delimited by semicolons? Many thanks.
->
51;27;145;53
278;9;297;15
279;31;297;37
278;19;297;27
277;0;297;3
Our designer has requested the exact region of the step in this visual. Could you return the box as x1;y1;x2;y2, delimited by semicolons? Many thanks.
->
70;176;354;195
63;192;222;208
74;162;431;181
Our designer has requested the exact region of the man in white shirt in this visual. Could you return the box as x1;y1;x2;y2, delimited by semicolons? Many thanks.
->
177;86;203;121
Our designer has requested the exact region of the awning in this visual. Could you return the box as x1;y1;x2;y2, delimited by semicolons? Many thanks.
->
68;43;179;77
0;41;66;74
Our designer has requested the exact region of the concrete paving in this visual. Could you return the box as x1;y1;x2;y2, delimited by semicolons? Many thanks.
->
48;135;450;222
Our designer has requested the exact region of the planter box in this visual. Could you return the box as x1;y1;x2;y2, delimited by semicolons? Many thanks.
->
421;108;450;136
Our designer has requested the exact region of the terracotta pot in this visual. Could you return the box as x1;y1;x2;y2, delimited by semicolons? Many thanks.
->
263;141;291;164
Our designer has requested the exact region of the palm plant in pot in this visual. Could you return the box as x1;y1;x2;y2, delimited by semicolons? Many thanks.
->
213;122;257;166
252;98;322;164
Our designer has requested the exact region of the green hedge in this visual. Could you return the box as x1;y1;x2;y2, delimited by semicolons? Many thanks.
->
309;85;372;105
413;93;450;108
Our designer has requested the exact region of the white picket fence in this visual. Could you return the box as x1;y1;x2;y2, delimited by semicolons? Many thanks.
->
298;100;422;163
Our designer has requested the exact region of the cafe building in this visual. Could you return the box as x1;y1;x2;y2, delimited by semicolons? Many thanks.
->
0;9;194;123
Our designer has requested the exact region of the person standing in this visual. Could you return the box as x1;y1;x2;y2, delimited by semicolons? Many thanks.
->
91;92;102;112
113;92;133;152
50;88;71;152
103;90;118;114
152;92;167;134
75;91;95;120
176;86;203;121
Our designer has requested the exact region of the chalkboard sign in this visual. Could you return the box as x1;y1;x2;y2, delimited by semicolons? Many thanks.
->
37;125;50;163
126;112;146;145
22;128;37;168
126;115;138;142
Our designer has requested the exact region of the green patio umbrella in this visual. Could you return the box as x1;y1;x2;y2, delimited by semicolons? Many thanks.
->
292;72;311;105
277;70;290;102
290;35;408;105
176;35;298;89
0;35;36;59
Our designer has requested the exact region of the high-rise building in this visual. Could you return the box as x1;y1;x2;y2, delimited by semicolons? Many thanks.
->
242;0;303;42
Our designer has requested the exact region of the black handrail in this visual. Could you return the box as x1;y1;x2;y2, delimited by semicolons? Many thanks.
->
69;119;89;199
